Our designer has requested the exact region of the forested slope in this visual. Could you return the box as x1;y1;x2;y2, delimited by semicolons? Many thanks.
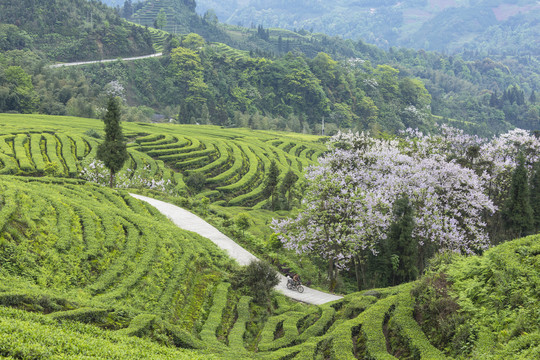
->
0;0;154;61
2;0;539;135
195;0;540;56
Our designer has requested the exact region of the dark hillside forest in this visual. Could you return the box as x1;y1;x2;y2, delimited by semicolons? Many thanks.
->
0;0;154;61
0;0;538;136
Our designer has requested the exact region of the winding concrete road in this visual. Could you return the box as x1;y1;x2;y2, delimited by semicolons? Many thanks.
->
49;53;163;68
130;193;343;305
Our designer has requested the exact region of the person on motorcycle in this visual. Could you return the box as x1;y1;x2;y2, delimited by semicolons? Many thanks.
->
293;273;301;286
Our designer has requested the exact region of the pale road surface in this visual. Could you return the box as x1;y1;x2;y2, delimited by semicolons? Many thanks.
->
49;53;163;68
130;193;343;305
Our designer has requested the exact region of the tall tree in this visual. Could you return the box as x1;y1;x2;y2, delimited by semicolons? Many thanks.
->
122;0;133;18
502;153;533;239
263;160;280;210
97;96;129;188
387;193;418;285
530;162;540;232
271;169;366;292
155;9;167;30
279;169;298;209
529;90;537;104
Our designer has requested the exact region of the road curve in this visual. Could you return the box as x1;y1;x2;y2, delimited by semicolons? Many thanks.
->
130;193;343;305
49;53;163;68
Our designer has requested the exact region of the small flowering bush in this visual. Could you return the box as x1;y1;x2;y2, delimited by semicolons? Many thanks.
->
80;159;174;193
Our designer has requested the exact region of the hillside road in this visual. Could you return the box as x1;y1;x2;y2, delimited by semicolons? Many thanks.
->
49;53;163;68
130;193;343;305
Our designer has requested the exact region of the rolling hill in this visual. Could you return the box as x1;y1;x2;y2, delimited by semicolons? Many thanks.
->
0;114;325;208
1;178;538;358
0;0;154;61
0;114;539;358
195;0;540;56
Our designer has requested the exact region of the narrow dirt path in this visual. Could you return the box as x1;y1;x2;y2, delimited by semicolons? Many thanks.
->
130;193;343;305
49;53;163;68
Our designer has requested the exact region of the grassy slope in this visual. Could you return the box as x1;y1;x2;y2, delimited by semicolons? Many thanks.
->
0;176;235;358
1;113;539;358
0;114;325;208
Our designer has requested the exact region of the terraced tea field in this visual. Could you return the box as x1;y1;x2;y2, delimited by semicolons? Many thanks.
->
0;114;325;208
1;114;538;358
0;175;446;359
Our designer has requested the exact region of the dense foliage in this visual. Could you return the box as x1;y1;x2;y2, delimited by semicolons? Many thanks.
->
0;112;539;358
413;235;540;358
274;126;540;290
97;96;129;187
0;0;154;61
1;0;538;136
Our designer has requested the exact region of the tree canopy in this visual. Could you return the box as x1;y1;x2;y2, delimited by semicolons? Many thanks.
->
97;96;129;188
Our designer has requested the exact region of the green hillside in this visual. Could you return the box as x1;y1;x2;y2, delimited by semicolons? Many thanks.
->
0;0;154;62
3;0;538;136
0;113;539;358
0;114;324;208
195;0;540;56
1;173;538;358
128;0;229;43
0;176;234;357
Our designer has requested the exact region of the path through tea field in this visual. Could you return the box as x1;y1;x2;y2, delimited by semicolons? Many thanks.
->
131;193;343;305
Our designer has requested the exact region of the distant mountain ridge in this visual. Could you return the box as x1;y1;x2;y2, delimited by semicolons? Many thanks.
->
194;0;540;55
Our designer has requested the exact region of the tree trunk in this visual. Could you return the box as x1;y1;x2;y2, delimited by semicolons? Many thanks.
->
353;256;362;291
328;258;336;293
359;255;368;289
109;170;114;188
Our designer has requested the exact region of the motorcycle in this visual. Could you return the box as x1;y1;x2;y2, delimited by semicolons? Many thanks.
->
286;278;304;293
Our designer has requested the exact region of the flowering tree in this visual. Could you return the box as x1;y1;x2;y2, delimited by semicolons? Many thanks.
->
271;165;381;291
80;159;173;193
273;130;496;290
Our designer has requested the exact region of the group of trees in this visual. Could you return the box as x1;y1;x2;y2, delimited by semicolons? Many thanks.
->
273;126;540;291
0;0;154;62
0;65;36;113
164;35;433;134
2;0;539;138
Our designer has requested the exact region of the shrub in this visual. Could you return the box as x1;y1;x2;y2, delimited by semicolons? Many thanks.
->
235;260;279;305
412;273;473;357
235;213;250;236
185;171;206;193
84;129;102;139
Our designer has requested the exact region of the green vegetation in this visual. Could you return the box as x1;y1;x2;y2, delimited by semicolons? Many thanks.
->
0;114;324;208
196;0;540;57
0;113;539;358
1;0;538;136
1;0;539;357
97;96;129;187
0;0;154;62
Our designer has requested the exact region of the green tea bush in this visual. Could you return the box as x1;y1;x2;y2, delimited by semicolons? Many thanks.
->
227;295;252;351
411;273;473;357
388;289;447;359
13;134;34;173
185;172;206;193
29;133;46;172
234;260;279;305
200;282;230;348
